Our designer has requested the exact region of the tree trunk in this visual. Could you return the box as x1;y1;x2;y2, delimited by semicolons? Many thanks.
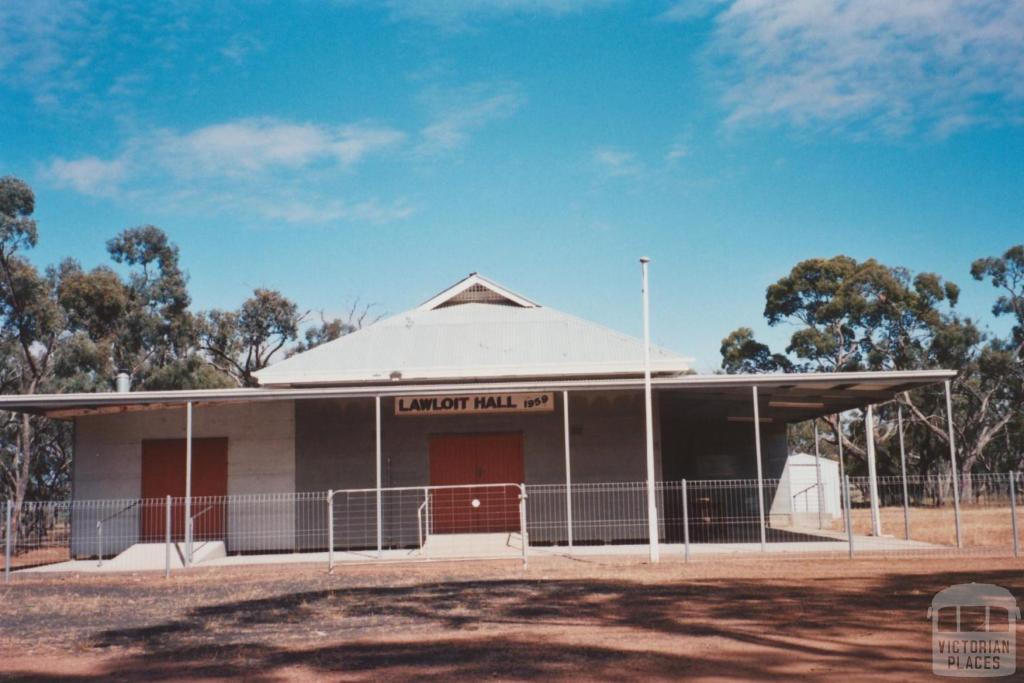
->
10;412;32;550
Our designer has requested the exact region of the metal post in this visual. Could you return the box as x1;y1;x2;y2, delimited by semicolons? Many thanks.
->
96;520;103;567
865;405;882;536
563;390;573;553
375;395;382;558
519;484;528;568
944;380;962;549
424;486;430;541
836;413;846;536
327;489;334;572
4;500;12;584
752;385;767;552
843;474;854;559
640;256;659;564
185;401;193;566
682;479;690;563
814;421;823;530
1009;474;1019;560
897;402;911;540
165;495;171;579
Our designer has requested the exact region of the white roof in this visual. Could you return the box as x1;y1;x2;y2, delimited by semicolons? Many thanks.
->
254;273;690;386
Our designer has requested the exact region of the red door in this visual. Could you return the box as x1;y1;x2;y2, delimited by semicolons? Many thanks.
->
141;438;228;540
429;433;524;533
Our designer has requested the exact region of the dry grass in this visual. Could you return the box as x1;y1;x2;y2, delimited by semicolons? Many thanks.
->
830;505;1023;548
2;554;1023;681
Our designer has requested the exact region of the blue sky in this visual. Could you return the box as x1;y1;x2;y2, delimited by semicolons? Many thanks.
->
2;1;1022;371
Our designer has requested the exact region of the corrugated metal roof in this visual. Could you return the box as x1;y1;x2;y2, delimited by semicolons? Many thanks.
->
253;300;691;386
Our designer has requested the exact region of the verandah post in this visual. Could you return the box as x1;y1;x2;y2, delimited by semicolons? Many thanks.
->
185;401;193;566
375;396;382;558
814;421;823;530
944;380;963;549
897;401;911;540
1009;474;1019;560
682;479;690;563
165;495;171;579
4;500;11;584
752;385;767;552
327;489;334;573
563;390;573;553
865;405;882;537
844;474;854;559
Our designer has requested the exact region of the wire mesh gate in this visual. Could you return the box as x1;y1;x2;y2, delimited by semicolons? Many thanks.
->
326;483;527;570
3;473;1023;581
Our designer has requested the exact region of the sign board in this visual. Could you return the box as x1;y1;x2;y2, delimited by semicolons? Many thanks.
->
395;392;554;416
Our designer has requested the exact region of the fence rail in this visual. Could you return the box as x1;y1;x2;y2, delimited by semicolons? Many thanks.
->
3;472;1022;581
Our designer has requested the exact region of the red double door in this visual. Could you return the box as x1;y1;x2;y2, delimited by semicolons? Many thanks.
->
140;438;228;540
428;433;524;534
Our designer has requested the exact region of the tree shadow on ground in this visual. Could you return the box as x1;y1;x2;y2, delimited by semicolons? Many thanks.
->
5;567;1023;681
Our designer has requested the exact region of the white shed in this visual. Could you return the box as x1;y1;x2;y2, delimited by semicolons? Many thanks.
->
774;452;842;522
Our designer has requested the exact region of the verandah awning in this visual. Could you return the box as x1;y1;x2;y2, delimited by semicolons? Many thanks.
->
0;369;956;422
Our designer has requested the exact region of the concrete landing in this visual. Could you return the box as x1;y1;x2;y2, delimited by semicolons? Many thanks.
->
421;532;525;559
23;540;226;573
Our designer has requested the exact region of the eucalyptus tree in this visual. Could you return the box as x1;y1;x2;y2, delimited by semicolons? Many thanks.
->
198;288;302;387
717;253;1022;479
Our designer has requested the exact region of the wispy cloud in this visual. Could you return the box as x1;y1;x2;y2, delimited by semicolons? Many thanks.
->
45;117;411;226
665;142;689;161
659;0;727;22
371;0;614;28
704;0;1024;137
0;2;261;112
152;119;405;176
46;156;127;197
592;147;643;177
417;84;525;154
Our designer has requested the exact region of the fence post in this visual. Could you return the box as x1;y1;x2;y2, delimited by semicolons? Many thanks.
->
96;520;103;567
682;479;690;563
519;484;528;568
165;495;171;579
844;474;854;559
327;490;334;573
4;500;12;584
1010;475;1019;560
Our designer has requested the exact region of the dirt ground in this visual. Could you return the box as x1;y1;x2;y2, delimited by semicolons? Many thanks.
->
2;554;1022;682
833;505;1022;548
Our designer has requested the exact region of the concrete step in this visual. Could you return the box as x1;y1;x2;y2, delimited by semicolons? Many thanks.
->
421;532;524;558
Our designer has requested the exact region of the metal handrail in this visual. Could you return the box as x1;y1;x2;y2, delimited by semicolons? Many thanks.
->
791;483;819;512
96;499;142;566
416;492;429;552
186;503;216;564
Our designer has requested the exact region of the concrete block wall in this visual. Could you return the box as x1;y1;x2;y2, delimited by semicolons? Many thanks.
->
72;401;295;556
294;391;662;548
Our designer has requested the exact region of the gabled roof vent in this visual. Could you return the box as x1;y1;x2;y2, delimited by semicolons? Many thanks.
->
417;273;539;311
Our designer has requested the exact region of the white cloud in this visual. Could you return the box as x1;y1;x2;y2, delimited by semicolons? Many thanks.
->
708;0;1024;136
254;197;415;224
154;119;405;176
46;117;411;226
418;85;525;154
375;0;614;27
666;142;689;161
593;147;642;177
660;0;727;22
47;156;127;197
